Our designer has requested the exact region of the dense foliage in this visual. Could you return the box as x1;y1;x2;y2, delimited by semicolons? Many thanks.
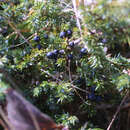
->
0;0;130;129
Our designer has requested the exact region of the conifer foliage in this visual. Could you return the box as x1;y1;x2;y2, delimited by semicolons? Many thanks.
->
0;0;130;129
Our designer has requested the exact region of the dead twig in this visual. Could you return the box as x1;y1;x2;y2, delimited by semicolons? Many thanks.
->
68;59;87;104
0;118;8;130
0;33;36;52
72;0;82;37
41;69;88;94
7;20;32;48
0;106;14;130
107;91;129;130
68;60;72;82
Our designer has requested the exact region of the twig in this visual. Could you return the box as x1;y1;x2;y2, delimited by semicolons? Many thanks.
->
71;84;88;93
0;118;8;130
68;60;72;82
68;59;87;104
0;106;14;130
0;33;36;52
6;32;17;39
12;33;36;47
7;20;32;48
107;91;129;130
74;38;81;45
41;69;88;94
8;33;35;49
26;105;40;130
68;59;87;103
72;0;82;37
